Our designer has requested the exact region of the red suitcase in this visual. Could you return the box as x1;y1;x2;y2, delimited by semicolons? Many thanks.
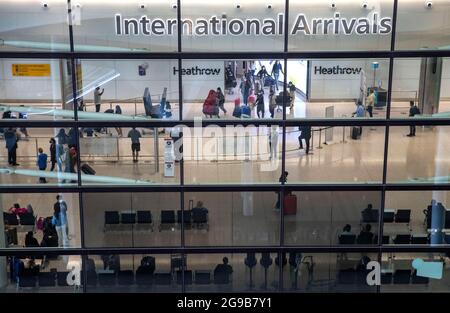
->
283;194;297;215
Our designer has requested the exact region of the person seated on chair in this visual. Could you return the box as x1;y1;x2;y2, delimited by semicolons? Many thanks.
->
9;203;28;215
214;257;233;282
340;224;352;236
362;204;374;215
192;201;208;215
25;231;39;248
357;224;374;244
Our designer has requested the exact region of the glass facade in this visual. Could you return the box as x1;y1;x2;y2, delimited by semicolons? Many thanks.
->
1;0;450;293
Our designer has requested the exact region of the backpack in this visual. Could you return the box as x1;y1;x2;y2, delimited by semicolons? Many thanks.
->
202;90;217;116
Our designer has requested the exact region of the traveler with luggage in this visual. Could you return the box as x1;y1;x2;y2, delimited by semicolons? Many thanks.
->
127;127;142;163
352;100;365;138
37;147;48;183
202;90;220;118
256;65;269;90
53;195;69;247
407;100;421;137
94;86;104;113
216;87;227;115
269;86;277;118
274;171;289;210
271;60;284;91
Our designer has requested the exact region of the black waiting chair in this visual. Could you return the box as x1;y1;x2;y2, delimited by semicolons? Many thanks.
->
98;273;117;286
213;270;230;285
260;253;273;289
393;269;411;284
393;234;412;245
245;253;257;288
38;272;56;287
159;210;176;231
411;235;429;244
57;271;70;287
361;209;379;223
155;272;173;285
19;275;37;288
445;210;450;229
121;213;136;225
338;234;356;245
118;270;134;285
395;209;411;224
104;211;120;231
338;269;357;284
383;211;395;223
357;233;374;245
412;270;429;284
192;210;209;231
176;270;193;285
136;272;154;286
373;235;390;245
195;270;211;285
381;272;393;284
177;210;192;227
19;213;36;226
3;212;19;226
137;210;153;231
80;271;98;287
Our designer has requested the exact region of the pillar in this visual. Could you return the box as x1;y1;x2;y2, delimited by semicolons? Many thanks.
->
430;201;445;245
418;57;442;115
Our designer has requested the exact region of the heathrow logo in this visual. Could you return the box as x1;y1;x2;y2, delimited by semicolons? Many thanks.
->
366;258;444;286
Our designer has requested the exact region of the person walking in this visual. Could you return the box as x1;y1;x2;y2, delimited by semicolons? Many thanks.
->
216;87;227;115
128;127;142;163
366;90;375;118
271;60;284;91
53;195;69;247
94;86;104;113
256;91;265;118
49;138;57;171
352;101;365;136
298;125;312;155
4;127;19;166
288;81;296;110
256;65;269;90
37;147;48;183
240;78;251;106
407;100;421;137
269;86;276;118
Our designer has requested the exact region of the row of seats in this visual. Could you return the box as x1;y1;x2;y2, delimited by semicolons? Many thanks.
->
339;234;431;245
338;268;428;285
18;270;230;288
104;210;209;232
3;212;35;227
361;209;411;224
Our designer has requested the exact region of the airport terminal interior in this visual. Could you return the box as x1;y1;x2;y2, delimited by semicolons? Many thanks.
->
1;0;450;293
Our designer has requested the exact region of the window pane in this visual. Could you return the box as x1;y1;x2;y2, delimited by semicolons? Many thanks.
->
396;0;450;50
284;191;381;246
288;0;393;51
73;0;178;52
184;192;280;246
0;127;79;186
83;192;181;247
0;1;70;51
76;59;179;120
285;125;385;184
0;59;74;120
181;0;285;52
380;252;448;292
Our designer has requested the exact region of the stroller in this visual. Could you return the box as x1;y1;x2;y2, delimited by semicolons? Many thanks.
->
202;90;220;118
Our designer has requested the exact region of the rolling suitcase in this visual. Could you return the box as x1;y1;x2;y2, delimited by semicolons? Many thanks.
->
283;194;297;215
351;127;360;140
81;163;96;175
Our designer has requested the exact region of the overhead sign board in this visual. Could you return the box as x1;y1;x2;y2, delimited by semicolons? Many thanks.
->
12;64;51;77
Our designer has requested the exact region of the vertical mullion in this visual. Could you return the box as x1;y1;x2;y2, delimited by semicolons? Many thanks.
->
177;0;186;293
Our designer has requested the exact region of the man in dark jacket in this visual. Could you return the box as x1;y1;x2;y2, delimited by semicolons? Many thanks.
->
298;125;312;154
407;100;420;137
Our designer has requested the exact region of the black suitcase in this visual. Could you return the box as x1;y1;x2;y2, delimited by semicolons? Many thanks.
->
81;163;96;175
351;127;360;140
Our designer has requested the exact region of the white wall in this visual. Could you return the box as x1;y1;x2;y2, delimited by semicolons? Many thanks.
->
80;60;224;102
0;59;62;101
309;58;450;100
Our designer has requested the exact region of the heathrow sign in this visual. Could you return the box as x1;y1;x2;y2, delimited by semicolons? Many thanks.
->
114;12;392;37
